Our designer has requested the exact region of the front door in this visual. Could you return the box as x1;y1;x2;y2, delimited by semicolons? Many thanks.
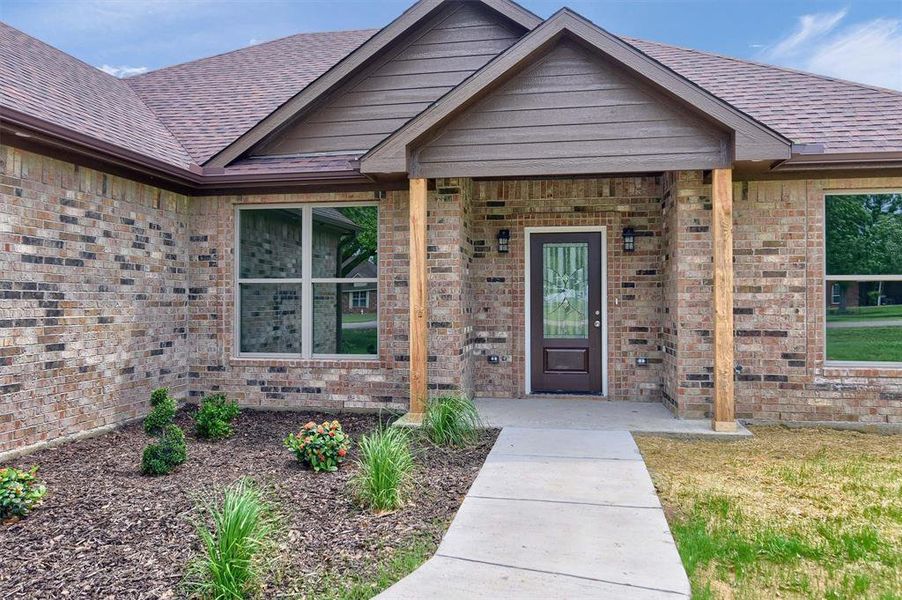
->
529;232;603;393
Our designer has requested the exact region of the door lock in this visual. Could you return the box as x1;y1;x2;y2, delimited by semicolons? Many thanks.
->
594;320;601;328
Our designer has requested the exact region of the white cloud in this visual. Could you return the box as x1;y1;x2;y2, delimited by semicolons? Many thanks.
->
761;9;902;90
766;9;847;58
98;64;149;78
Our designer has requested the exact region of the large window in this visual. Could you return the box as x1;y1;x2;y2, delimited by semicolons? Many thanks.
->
237;204;378;358
825;192;902;364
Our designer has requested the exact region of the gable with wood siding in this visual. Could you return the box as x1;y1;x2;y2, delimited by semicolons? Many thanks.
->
255;2;524;157
409;39;731;178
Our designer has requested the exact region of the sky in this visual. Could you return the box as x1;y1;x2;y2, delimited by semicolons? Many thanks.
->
2;0;901;90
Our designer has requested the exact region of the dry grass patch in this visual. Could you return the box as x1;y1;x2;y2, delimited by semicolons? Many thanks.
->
637;427;902;600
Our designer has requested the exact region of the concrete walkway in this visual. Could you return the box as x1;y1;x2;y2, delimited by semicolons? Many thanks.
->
377;428;691;599
825;318;902;328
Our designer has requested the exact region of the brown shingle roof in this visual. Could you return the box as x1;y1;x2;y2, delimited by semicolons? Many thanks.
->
0;21;192;168
3;14;901;172
627;37;902;154
126;29;377;164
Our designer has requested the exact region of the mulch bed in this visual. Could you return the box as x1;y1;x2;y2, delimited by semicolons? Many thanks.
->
0;409;497;599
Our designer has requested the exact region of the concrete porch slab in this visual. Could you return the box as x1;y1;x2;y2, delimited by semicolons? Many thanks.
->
382;555;687;599
476;398;752;438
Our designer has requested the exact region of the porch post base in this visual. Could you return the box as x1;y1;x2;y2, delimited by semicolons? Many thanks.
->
393;412;424;428
713;420;737;433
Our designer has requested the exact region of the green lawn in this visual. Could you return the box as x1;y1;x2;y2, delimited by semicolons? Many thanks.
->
638;428;902;600
827;305;902;322
826;327;902;362
340;328;377;355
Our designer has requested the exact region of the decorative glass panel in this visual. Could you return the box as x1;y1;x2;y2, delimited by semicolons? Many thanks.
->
239;283;302;354
542;242;589;339
313;283;378;355
239;209;303;279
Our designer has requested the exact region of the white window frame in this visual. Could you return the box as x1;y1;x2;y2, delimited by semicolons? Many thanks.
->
823;190;902;368
234;202;379;360
351;290;369;309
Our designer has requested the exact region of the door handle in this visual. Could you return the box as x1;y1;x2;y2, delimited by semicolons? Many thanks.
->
594;320;601;328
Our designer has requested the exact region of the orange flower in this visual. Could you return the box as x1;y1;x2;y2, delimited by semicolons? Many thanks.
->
304;421;315;430
338;448;347;457
316;426;324;434
329;431;336;437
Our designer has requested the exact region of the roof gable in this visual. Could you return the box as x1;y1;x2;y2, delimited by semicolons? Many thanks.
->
252;2;524;158
205;0;541;168
361;9;792;175
406;39;733;178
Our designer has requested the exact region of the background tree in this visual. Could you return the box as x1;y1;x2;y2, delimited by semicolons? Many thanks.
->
825;193;902;276
337;206;377;276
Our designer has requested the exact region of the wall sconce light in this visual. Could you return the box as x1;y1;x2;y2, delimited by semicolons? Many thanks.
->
497;229;510;253
623;227;636;253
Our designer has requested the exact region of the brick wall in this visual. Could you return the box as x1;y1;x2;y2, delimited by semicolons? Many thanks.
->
467;176;665;401
0;145;191;453
668;172;902;424
3;140;901;455
185;184;474;412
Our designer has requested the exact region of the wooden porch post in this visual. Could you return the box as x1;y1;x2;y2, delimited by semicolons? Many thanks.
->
712;168;736;432
409;178;428;418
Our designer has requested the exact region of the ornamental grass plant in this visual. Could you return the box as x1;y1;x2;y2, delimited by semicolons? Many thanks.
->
422;395;482;447
353;425;414;512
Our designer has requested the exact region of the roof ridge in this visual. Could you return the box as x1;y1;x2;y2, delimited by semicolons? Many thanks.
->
130;27;379;79
623;35;902;97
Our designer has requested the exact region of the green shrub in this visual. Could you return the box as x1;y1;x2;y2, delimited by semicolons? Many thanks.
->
187;479;277;599
142;424;187;476
353;426;414;512
284;420;350;472
194;393;240;440
422;395;481;447
150;387;170;407
0;466;46;520
145;388;177;435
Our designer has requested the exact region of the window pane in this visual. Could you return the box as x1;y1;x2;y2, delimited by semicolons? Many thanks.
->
826;194;902;276
240;283;302;354
543;242;589;339
239;209;303;278
312;206;378;278
313;283;378;355
826;280;902;362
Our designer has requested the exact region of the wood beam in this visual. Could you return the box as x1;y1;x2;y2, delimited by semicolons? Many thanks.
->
408;178;428;417
712;168;736;432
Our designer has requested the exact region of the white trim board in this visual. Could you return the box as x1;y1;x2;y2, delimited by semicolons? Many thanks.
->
524;226;608;396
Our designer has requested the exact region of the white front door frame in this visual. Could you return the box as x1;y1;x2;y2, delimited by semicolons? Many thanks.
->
524;226;608;396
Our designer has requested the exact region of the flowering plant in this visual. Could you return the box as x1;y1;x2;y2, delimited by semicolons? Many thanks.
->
284;420;350;472
1;466;46;521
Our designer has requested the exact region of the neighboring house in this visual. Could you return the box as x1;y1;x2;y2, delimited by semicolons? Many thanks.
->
342;261;378;314
1;0;901;453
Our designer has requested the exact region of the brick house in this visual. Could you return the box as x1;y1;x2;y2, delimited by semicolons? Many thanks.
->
1;0;901;454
